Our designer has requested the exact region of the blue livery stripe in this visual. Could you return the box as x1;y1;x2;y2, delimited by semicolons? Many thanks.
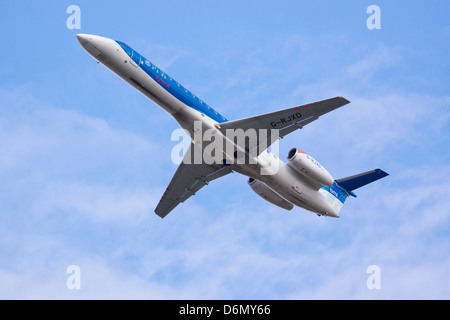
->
116;41;227;123
321;182;350;204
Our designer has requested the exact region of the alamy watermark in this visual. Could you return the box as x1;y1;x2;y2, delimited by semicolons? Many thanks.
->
66;265;81;290
171;121;280;175
66;5;81;30
367;5;381;30
366;265;381;290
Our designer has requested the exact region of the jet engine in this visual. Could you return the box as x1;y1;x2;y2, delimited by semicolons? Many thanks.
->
248;178;293;211
287;148;334;187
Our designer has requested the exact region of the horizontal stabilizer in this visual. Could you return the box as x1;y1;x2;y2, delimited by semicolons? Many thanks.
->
335;169;389;194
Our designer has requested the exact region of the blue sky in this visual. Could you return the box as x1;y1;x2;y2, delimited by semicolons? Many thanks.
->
0;0;449;299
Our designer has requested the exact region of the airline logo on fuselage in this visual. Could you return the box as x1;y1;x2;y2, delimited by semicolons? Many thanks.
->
270;112;302;127
155;74;170;89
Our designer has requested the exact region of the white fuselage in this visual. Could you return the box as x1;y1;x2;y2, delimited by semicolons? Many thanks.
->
77;34;339;217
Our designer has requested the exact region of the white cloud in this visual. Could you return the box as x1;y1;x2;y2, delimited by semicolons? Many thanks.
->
2;146;450;299
345;46;400;84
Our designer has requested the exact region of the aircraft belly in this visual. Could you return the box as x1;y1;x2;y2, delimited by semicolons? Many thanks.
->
124;67;183;115
101;46;183;115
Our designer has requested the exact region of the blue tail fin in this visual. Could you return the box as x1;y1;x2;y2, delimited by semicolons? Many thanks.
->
320;169;389;215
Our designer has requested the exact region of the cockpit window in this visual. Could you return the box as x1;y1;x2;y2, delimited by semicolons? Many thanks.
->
116;41;133;57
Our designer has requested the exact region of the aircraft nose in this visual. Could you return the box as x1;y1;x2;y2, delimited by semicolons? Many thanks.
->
76;33;89;45
76;34;103;58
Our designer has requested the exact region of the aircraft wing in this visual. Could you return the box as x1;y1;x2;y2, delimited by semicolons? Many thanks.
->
218;96;350;154
155;142;233;218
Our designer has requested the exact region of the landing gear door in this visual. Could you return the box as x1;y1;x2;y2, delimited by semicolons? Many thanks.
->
291;184;303;195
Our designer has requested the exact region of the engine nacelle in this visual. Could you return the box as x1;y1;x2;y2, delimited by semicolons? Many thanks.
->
248;178;293;211
287;148;334;187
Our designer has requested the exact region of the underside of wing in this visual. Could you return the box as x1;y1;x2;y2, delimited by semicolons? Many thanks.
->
218;96;350;154
155;142;233;218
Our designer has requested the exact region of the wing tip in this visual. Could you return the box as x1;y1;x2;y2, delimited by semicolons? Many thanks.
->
375;168;389;178
336;96;351;104
154;209;168;219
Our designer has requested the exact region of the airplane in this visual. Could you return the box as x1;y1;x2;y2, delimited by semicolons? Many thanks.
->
77;34;388;219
